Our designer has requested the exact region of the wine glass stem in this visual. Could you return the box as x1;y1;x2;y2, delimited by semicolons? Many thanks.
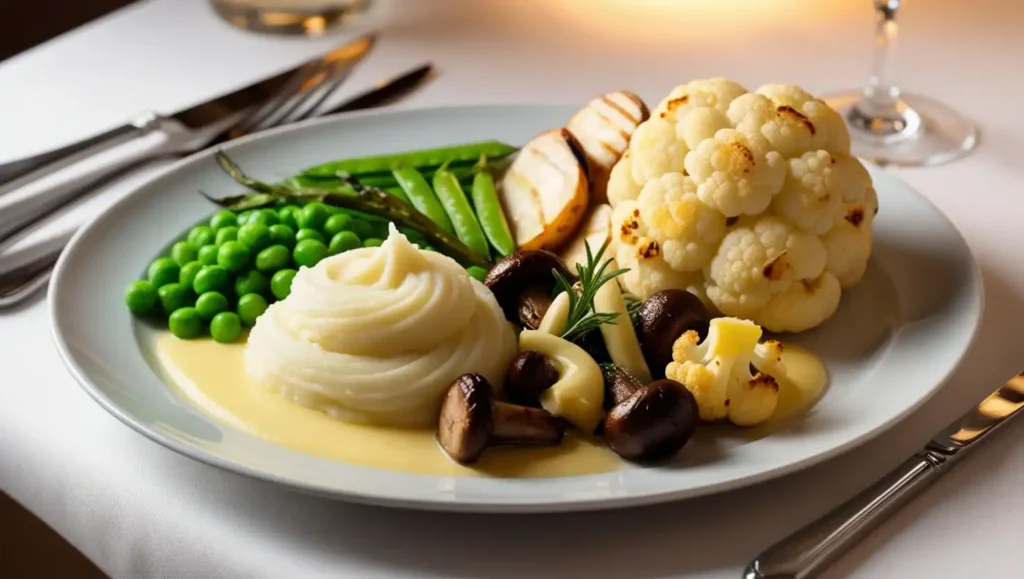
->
850;0;914;137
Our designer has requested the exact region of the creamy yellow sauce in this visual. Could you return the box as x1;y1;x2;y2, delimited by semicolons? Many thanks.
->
153;333;828;478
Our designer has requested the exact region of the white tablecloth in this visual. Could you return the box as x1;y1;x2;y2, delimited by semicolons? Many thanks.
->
2;0;1023;577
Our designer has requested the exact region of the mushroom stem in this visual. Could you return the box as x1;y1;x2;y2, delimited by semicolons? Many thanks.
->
517;286;554;329
492;401;565;445
601;364;645;409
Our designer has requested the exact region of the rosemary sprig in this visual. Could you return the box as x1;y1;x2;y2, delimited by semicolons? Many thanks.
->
553;239;629;343
209;152;491;268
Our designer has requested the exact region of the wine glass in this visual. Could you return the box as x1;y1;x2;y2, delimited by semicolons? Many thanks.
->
825;0;977;166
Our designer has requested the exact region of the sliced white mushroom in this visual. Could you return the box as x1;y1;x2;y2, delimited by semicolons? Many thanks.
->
560;203;613;270
594;259;653;384
537;291;571;335
520;329;605;433
499;129;590;251
566;91;650;204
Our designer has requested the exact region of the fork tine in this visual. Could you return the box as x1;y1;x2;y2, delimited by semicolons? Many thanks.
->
287;69;354;124
234;60;324;133
252;60;350;132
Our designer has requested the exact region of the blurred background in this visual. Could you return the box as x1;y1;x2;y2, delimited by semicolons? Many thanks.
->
0;0;133;60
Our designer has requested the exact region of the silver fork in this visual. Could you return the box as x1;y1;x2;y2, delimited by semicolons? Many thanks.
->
0;33;376;249
0;41;377;309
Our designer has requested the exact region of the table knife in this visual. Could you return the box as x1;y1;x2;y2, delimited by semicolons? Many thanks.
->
745;369;1024;579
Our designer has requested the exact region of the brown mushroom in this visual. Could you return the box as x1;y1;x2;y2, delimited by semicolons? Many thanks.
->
602;377;699;463
636;290;712;379
484;250;575;329
600;364;645;411
437;373;565;464
505;350;560;407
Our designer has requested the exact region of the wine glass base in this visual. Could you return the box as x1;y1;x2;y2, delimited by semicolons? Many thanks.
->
824;91;979;167
210;0;371;36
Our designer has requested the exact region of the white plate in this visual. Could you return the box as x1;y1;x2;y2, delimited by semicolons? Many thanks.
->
50;105;983;513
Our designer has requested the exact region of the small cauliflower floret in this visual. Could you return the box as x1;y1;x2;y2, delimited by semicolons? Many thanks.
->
612;201;699;298
756;84;851;154
758;272;842;333
728;93;815;159
636;172;727;272
823;199;874;288
607;152;643;205
703;217;796;317
665;317;784;426
685;128;786;217
629;117;689;184
827;153;874;206
677;106;733;150
772;150;844;235
654;77;748;122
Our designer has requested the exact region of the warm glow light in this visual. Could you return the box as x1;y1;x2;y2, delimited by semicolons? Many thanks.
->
541;0;864;44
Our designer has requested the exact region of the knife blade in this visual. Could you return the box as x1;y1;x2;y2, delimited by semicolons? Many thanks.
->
0;33;377;187
745;370;1024;579
328;62;434;114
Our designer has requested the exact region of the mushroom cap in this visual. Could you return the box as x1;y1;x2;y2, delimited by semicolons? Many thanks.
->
636;290;712;379
505;350;560;406
437;374;495;464
603;379;699;463
484;250;574;325
600;364;645;409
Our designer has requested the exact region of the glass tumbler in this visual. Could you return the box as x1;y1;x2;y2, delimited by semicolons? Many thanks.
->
210;0;372;36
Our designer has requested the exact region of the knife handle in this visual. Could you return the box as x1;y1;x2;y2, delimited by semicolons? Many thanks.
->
744;448;950;579
0;113;175;245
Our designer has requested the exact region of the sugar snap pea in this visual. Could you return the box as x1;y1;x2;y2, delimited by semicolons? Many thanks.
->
470;164;515;257
301;141;517;178
432;165;490;259
392;167;454;234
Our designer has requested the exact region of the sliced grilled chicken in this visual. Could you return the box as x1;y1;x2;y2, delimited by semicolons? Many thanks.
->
566;91;650;204
499;129;589;251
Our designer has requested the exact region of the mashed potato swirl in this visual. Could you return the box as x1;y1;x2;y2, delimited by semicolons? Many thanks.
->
244;224;516;427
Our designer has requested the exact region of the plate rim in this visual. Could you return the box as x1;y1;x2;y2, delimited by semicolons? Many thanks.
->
48;104;986;513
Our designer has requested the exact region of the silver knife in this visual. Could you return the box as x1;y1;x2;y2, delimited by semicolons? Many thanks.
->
745;370;1024;579
0;62;434;308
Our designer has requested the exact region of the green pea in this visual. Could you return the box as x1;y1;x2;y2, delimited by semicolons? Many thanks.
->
217;241;250;272
466;266;488;283
179;262;204;290
269;224;296;248
234;270;269;297
147;257;180;289
197;244;219;266
271;269;297;300
328;231;361;255
215;226;239;245
349;219;375;241
362;238;384;248
297;203;330;231
187;225;215;247
210;312;242;343
193;265;229;295
124;280;158;315
323;214;353;238
293;239;328;268
237;223;272;252
195;291;229;320
158;283;194;315
169;307;203;339
295;228;325;244
237;210;256;226
255;245;291;272
277;206;299;230
170;241;199;266
250;209;279;227
209;209;238;231
237;293;269;327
